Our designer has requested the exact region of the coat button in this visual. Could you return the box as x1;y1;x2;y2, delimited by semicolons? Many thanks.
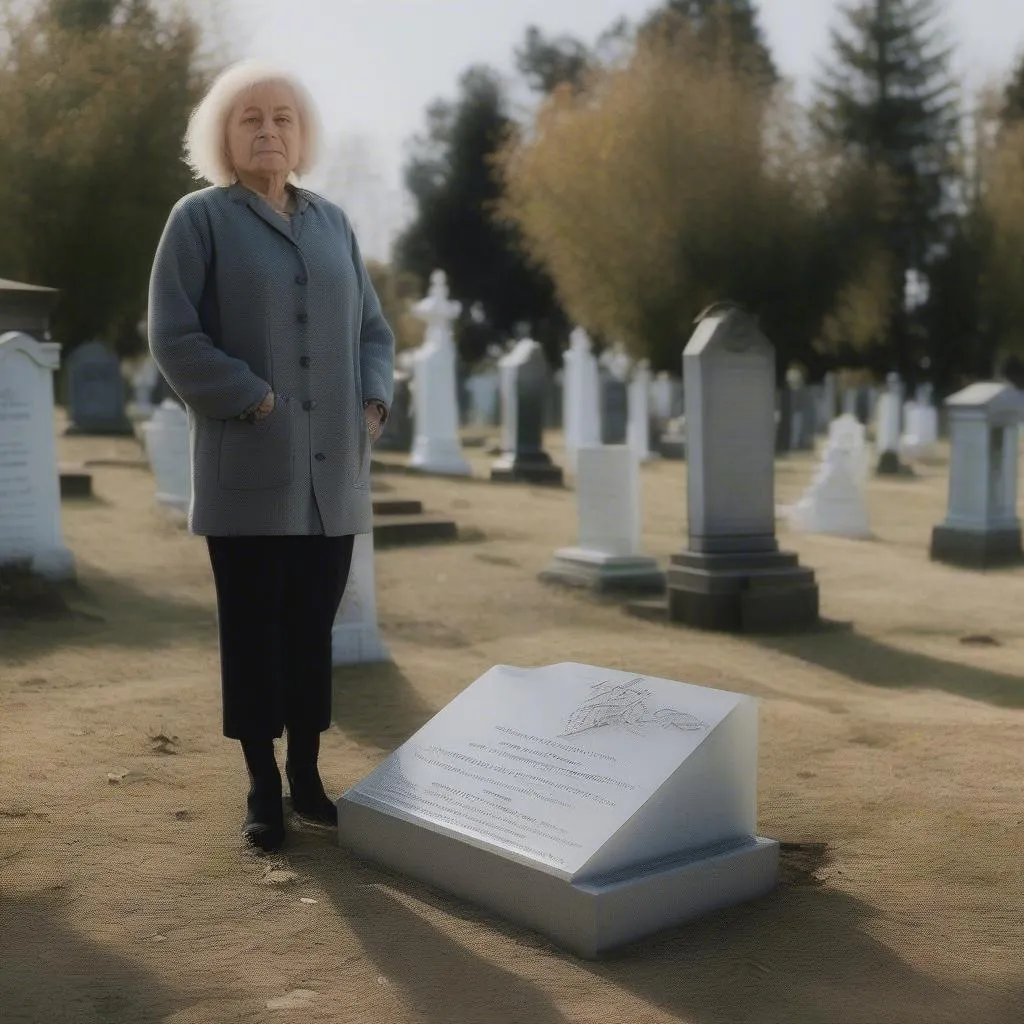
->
295;274;307;285
300;356;311;368
302;400;317;411
296;312;308;323
315;452;326;462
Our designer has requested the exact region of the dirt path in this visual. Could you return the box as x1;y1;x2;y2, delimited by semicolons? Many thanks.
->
1;421;1022;1023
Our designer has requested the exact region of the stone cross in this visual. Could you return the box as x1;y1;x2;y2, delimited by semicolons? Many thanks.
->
409;270;471;475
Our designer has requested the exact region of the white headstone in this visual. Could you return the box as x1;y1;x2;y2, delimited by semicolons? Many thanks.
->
141;399;191;513
563;328;600;471
785;442;871;539
332;531;388;664
543;445;663;591
0;332;75;581
827;413;870;483
409;270;471;476
627;360;655;462
650;372;675;422
465;369;500;427
899;398;938;460
130;357;160;421
336;661;777;958
600;341;632;382
874;374;902;455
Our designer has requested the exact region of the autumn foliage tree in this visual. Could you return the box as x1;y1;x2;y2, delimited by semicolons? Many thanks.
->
496;29;892;375
0;0;212;354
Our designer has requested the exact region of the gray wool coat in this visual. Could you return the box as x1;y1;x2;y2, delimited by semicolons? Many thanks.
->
147;183;395;537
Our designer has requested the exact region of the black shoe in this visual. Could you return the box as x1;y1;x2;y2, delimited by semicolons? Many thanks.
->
285;764;338;827
242;787;286;852
240;736;285;852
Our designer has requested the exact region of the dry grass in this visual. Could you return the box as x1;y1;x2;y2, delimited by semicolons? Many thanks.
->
1;413;1022;1023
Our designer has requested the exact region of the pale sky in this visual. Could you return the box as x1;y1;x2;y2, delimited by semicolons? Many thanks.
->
210;0;1024;257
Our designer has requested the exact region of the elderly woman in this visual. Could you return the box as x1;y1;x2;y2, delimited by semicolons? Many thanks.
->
148;60;395;854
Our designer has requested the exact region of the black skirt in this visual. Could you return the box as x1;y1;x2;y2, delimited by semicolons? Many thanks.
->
205;534;355;739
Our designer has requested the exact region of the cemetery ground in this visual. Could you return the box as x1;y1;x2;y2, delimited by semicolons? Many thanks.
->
1;420;1022;1024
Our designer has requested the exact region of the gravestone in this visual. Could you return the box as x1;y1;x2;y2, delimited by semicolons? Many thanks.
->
65;340;133;435
875;373;909;475
828;414;870;483
130;357;160;421
547;370;563;429
658;416;686;460
627;360;656;462
408;271;471;476
774;386;792;453
563;328;601;471
0;278;59;339
930;382;1024;568
541;446;664;593
600;371;629;445
819;372;838;433
141;399;191;514
332;531;389;664
375;371;413;453
465;368;501;428
663;305;819;632
650;372;675;423
787;385;816;451
490;338;563;486
785;426;871;539
0;332;75;581
336;661;778;959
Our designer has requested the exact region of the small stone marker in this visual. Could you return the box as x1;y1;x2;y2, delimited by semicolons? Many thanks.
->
664;304;819;632
874;373;909;474
332;531;389;664
541;445;664;593
141;399;191;514
0;332;75;581
490;338;563;485
64;339;133;435
336;661;778;958
930;382;1024;568
408;271;471;476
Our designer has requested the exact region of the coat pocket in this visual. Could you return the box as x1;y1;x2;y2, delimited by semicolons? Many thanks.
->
353;404;371;490
218;397;294;490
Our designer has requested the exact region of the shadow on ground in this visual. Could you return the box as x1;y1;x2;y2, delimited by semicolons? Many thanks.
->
331;660;436;751
0;891;188;1024
755;622;1024;709
0;564;216;659
293;837;1018;1024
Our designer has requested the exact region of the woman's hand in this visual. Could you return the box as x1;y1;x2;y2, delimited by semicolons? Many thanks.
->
252;391;275;422
364;403;384;442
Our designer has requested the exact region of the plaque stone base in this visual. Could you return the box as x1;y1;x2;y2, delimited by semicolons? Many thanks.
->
541;547;665;594
666;549;819;633
490;452;564;486
338;800;778;959
929;525;1024;569
409;438;471;477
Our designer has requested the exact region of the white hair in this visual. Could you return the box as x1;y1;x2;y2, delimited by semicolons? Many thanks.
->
184;60;323;186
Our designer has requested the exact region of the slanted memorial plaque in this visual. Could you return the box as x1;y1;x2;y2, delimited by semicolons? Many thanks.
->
337;662;778;958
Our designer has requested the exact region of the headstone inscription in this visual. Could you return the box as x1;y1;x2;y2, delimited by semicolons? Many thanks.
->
336;661;778;958
0;332;75;581
64;340;133;435
490;338;563;485
332;531;389;664
141;399;191;514
665;305;819;632
408;271;471;476
930;382;1024;568
541;446;664;593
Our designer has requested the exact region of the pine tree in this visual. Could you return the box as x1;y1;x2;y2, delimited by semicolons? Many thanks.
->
814;0;960;372
1003;53;1024;125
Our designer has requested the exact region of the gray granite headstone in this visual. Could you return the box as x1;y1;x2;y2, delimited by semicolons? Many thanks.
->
775;386;792;453
663;304;819;632
600;372;629;445
376;371;413;452
65;340;132;435
490;339;563;485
